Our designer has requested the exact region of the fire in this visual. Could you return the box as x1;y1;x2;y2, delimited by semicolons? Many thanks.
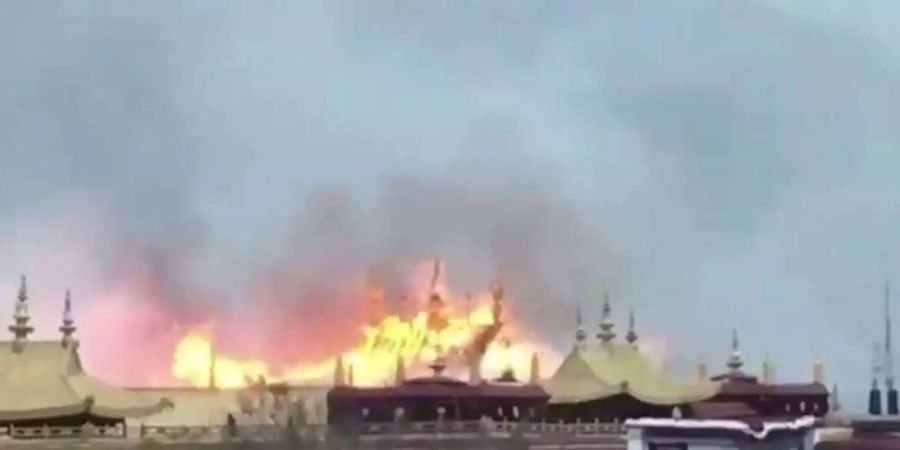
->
171;264;557;388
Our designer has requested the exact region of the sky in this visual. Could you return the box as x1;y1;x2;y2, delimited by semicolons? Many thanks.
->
2;1;900;411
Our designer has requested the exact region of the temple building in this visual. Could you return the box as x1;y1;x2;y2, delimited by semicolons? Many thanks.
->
0;276;172;429
327;279;549;426
543;295;719;423
327;353;549;426
544;295;829;423
700;329;829;419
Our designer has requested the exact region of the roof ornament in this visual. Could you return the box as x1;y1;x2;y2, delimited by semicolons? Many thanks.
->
60;289;77;347
886;282;895;391
726;329;744;372
762;353;775;384
529;352;541;385
625;309;638;346
10;275;35;350
575;306;587;344
597;290;616;343
831;383;842;413
395;354;406;386
333;356;346;387
813;355;824;384
696;356;708;381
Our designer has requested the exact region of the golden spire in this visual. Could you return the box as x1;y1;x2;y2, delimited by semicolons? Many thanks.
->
10;275;34;349
575;305;587;344
529;352;541;385
59;289;77;347
697;356;708;381
333;356;346;387
762;353;774;384
813;355;825;384
395;354;406;386
726;329;744;372
625;308;638;346
597;291;616;343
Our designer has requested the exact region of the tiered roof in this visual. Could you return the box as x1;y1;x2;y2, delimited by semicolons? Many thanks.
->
544;294;719;405
0;276;172;421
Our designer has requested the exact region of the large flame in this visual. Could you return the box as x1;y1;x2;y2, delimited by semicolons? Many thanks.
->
171;268;557;388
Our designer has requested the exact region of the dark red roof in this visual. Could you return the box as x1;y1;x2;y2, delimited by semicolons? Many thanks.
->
716;380;827;396
329;379;549;400
691;401;760;420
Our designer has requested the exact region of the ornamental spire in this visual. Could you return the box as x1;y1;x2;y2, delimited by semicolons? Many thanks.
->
10;275;35;349
625;309;638;346
395;354;406;386
726;329;744;372
60;289;77;346
762;352;775;384
333;356;346;387
597;290;616;343
575;306;586;344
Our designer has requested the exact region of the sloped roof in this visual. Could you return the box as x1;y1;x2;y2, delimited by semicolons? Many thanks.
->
543;343;719;405
0;340;171;421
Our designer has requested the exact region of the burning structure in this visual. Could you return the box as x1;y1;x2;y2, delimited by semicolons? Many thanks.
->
170;259;553;390
0;276;172;429
326;268;550;425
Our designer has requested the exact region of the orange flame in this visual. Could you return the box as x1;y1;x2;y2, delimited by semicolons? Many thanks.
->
171;270;558;388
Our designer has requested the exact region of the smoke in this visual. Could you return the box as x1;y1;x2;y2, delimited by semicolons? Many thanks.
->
2;1;900;410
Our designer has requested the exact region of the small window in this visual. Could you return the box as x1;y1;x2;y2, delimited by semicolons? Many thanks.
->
800;401;806;412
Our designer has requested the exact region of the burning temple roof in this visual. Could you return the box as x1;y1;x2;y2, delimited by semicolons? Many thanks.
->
544;298;719;405
0;277;171;421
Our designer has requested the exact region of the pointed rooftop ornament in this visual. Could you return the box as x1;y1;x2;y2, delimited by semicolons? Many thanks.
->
333;356;346;387
208;339;217;390
597;290;616;343
10;275;35;349
726;329;744;372
813;355;825;384
59;289;77;347
529;352;541;385
575;306;587;344
395;355;406;386
831;383;842;412
347;364;355;387
696;356;708;381
761;353;775;384
625;309;638;346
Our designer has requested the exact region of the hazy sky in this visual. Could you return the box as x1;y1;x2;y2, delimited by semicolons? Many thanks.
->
2;1;900;411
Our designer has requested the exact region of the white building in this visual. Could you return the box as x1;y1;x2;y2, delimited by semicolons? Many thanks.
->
625;416;817;450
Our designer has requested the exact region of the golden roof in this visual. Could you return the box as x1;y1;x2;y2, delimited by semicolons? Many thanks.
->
544;342;720;405
0;340;171;421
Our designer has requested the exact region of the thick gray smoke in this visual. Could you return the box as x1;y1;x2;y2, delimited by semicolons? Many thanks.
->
2;1;899;410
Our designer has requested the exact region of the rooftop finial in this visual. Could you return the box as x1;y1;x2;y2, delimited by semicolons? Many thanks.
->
726;329;744;372
334;356;346;387
625;309;638;346
575;305;587;344
831;383;841;412
762;352;775;384
813;355;825;384
60;289;77;346
395;354;406;386
886;281;895;390
597;290;616;343
10;274;35;348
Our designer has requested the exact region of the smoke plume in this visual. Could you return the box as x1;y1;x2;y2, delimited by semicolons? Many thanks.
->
2;1;900;411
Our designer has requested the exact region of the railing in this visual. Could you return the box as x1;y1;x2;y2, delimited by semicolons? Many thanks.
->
0;424;126;439
0;420;625;442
